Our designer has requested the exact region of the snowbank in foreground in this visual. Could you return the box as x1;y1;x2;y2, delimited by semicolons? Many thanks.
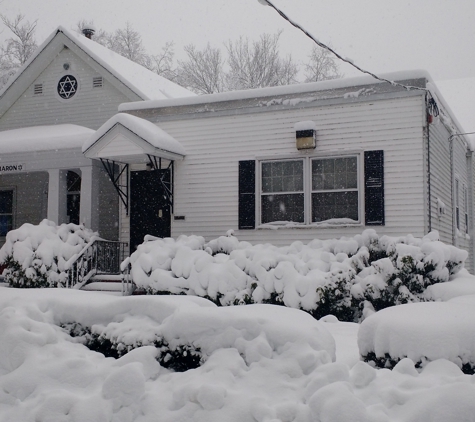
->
125;230;467;321
1;289;475;422
358;301;475;372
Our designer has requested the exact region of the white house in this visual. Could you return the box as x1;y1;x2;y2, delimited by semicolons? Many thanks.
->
1;27;474;273
0;26;193;246
85;71;475;272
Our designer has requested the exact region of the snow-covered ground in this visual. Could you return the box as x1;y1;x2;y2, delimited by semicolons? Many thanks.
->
1;271;475;422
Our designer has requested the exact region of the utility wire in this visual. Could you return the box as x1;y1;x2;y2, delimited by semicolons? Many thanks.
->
260;0;432;94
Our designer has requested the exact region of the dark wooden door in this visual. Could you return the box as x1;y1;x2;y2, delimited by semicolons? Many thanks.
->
130;169;171;252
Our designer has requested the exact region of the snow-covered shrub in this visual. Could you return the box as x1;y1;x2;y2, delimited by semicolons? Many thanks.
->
62;321;203;372
358;300;475;374
0;219;97;288
59;296;334;373
127;230;467;322
351;232;467;313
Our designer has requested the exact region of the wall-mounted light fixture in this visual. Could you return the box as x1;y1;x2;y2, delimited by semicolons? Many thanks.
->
294;120;317;150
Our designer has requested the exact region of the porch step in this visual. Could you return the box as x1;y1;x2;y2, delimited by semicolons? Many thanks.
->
81;281;124;295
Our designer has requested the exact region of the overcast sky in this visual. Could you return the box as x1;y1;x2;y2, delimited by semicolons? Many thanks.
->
1;0;474;82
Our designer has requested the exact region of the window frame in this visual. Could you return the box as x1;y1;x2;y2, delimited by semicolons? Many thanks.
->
257;153;363;227
0;188;15;238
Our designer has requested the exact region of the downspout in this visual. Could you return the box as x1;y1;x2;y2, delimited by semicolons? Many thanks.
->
449;135;455;246
425;95;431;232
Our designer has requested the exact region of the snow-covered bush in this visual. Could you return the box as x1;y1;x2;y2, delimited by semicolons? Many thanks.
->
62;321;203;372
126;230;468;322
0;219;97;288
358;299;475;374
57;294;335;373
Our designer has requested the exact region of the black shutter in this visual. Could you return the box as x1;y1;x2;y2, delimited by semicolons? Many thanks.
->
364;150;385;225
239;160;256;229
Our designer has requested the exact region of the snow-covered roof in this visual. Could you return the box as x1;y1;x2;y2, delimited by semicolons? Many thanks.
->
120;69;433;111
120;69;472;150
83;113;186;162
0;26;195;102
0;124;93;154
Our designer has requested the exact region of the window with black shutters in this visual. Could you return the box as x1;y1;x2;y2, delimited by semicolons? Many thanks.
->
239;150;384;229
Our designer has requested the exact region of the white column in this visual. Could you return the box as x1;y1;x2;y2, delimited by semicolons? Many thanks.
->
79;165;99;231
47;169;67;224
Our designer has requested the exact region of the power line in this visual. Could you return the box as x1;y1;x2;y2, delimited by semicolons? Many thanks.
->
258;0;432;95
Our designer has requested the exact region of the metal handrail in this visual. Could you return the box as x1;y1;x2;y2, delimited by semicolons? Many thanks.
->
65;238;128;289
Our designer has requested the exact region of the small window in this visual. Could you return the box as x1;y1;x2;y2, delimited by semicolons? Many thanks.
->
34;84;43;95
67;171;81;225
0;190;14;237
93;76;103;88
464;184;469;234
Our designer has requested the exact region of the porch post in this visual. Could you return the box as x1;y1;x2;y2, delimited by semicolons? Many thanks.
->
79;165;99;231
47;169;67;224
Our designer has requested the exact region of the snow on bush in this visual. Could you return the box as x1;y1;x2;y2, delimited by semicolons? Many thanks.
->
358;301;475;374
2;288;475;421
0;219;97;288
126;230;467;322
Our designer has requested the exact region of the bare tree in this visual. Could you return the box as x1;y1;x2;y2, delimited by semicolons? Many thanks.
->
225;31;298;90
107;22;151;68
176;44;224;94
303;45;341;82
149;42;176;79
0;14;37;89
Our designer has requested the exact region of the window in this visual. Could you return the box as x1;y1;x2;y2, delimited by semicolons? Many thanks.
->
261;160;304;224
455;179;460;230
312;157;358;222
259;155;360;225
0;190;14;237
238;150;383;230
464;184;469;234
67;171;81;225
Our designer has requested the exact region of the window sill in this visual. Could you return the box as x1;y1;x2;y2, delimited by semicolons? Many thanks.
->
257;219;362;230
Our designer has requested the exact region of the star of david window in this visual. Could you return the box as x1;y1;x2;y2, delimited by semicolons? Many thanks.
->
57;75;78;99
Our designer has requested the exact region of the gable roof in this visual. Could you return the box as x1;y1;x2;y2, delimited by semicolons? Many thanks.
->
0;26;194;119
83;113;186;163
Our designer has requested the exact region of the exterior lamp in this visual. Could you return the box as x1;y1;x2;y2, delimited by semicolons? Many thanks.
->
294;121;317;150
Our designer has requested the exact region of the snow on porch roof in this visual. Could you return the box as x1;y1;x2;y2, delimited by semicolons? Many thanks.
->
0;124;94;154
83;113;186;163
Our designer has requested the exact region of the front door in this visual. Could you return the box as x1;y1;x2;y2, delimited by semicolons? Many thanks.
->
130;169;171;252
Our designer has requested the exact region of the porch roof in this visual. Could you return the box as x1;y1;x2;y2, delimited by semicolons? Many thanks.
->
0;124;93;154
83;113;186;164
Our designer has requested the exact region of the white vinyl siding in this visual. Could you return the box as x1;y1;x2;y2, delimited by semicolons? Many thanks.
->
144;94;427;245
0;48;132;131
427;122;452;243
